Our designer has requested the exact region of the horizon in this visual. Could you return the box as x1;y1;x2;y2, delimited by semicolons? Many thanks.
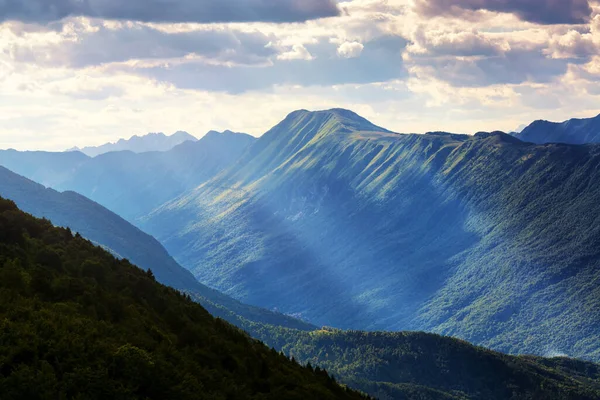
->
2;0;600;150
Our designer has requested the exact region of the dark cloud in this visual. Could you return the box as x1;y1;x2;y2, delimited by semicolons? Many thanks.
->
10;24;276;67
0;0;340;24
415;0;592;24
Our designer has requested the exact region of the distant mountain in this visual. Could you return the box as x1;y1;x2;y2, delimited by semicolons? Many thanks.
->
71;131;198;157
0;197;363;399
0;166;313;332
0;130;256;221
514;114;600;144
141;109;600;362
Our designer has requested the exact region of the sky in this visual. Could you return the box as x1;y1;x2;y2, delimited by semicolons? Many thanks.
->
1;0;600;150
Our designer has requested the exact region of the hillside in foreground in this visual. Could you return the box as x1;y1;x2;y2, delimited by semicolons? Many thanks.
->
0;196;364;400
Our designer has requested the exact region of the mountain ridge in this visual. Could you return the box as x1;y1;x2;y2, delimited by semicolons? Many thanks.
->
69;130;198;157
514;113;600;144
0;130;256;221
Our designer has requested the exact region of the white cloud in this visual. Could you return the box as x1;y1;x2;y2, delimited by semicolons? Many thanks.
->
277;44;314;60
337;41;365;58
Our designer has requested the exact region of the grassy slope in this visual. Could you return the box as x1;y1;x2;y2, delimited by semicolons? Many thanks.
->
0;196;365;400
143;110;600;361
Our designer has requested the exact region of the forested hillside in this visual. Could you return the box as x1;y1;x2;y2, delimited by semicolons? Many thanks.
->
184;305;600;400
142;109;600;361
0;196;365;399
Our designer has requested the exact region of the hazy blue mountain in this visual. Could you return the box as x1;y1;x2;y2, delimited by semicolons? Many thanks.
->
70;131;198;157
142;109;600;362
0;130;256;221
515;114;600;144
0;166;313;332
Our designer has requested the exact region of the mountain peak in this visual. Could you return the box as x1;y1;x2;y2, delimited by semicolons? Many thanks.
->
283;108;393;135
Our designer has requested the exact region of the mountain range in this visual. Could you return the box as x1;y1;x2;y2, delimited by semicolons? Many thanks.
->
139;109;600;362
0;130;255;221
67;131;198;157
2;109;600;368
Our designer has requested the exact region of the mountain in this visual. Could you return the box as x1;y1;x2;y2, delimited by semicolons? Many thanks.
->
0;166;313;332
0;130;256;221
72;131;198;157
0;196;365;400
514;114;600;144
142;109;600;362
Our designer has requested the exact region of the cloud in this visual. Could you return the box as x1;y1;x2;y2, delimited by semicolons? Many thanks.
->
546;30;598;59
405;39;574;88
121;35;407;93
0;0;340;24
9;22;277;68
337;41;365;58
414;0;593;25
277;44;315;61
406;26;509;57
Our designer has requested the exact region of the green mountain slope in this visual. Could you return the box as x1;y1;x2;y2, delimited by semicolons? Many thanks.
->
515;114;600;144
142;109;600;361
0;166;314;332
0;130;255;221
0;196;364;400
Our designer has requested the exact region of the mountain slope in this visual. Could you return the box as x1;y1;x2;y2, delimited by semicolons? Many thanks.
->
0;130;256;221
142;109;600;361
515;114;600;144
72;131;198;157
0;166;314;332
0;196;364;400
